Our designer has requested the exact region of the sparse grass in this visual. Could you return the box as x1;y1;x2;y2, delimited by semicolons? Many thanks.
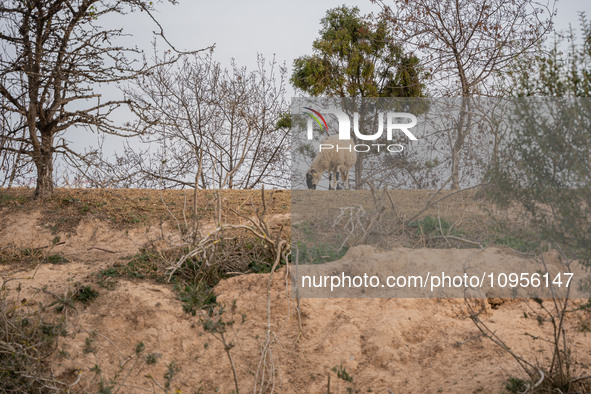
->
0;281;66;391
164;361;179;391
578;317;591;333
95;268;119;290
505;376;528;393
135;341;145;354
45;283;99;313
330;364;355;393
200;300;244;394
408;215;463;237
332;364;353;383
122;213;147;224
83;335;96;354
493;234;539;253
296;241;348;264
0;246;44;266
293;220;314;236
2;188;590;392
73;285;99;304
123;249;164;281
0;191;27;205
168;236;278;314
146;353;160;365
175;282;217;316
92;250;166;283
44;217;78;234
0;187;291;229
44;253;69;264
50;292;76;314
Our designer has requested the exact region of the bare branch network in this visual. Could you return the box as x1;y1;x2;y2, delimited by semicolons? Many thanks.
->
0;0;212;198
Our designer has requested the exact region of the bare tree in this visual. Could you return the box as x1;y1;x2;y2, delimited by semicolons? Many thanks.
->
0;0;210;198
124;52;290;190
374;0;555;189
0;90;33;187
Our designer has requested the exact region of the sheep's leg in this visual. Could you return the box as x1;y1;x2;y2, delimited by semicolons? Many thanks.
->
342;168;350;190
335;170;342;190
331;170;337;190
335;168;344;190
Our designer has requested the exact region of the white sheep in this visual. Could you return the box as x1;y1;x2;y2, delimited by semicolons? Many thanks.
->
306;134;357;190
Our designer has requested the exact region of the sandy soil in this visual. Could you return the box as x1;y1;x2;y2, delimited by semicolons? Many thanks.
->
0;198;589;393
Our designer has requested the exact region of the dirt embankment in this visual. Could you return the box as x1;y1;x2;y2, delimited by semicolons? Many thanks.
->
0;189;589;393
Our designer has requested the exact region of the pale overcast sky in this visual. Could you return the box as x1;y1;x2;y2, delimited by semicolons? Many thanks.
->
131;0;588;74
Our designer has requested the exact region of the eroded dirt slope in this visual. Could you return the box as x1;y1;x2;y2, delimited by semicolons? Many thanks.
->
0;193;589;393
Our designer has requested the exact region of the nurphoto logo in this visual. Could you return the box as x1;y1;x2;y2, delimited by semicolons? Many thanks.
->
302;106;418;153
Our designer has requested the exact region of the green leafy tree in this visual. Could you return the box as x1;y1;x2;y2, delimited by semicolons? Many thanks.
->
291;6;425;188
488;13;591;262
507;13;591;98
479;16;591;392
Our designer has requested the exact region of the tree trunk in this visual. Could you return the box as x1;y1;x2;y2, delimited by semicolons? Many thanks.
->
34;133;54;199
355;152;365;189
450;98;471;190
450;139;462;190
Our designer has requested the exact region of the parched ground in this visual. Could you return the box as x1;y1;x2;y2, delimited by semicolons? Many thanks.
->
0;188;589;393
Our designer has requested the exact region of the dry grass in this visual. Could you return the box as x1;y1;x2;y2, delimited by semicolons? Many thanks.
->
0;280;67;392
0;187;290;232
291;188;530;265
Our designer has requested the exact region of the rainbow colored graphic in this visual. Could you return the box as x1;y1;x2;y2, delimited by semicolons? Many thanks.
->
302;107;328;132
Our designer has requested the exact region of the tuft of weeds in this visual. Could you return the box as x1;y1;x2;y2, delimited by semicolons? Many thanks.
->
135;341;145;354
296;241;348;264
60;196;80;206
408;215;467;240
73;285;99;304
505;376;528;393
45;283;98;314
146;353;161;365
0;281;66;391
175;282;217;316
124;249;165;281
248;259;274;273
0;246;44;266
162;231;280;316
494;234;539;253
44;218;73;234
122;213;147;224
578;318;590;333
332;364;353;383
95;270;118;290
163;361;179;391
200;300;244;394
83;332;97;354
93;251;166;284
44;253;69;264
330;364;356;393
409;215;449;235
48;289;76;314
0;192;28;205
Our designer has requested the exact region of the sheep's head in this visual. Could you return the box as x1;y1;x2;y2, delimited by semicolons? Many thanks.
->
306;169;320;189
